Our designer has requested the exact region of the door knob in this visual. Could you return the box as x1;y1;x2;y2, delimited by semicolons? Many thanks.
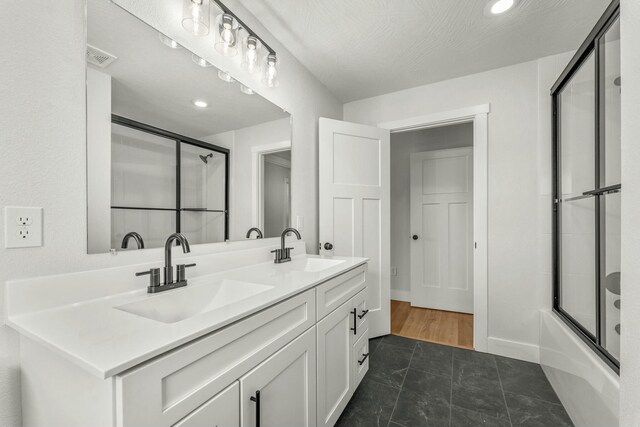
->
324;242;333;250
412;235;419;240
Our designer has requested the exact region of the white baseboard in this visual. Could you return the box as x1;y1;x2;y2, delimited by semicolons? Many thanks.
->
488;336;540;364
390;289;411;302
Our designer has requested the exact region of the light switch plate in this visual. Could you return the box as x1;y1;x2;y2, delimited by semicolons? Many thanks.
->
5;207;43;248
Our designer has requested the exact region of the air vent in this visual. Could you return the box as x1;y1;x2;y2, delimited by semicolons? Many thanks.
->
86;44;117;68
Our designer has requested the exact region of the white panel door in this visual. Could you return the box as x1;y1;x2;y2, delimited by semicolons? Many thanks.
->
240;327;316;427
319;118;391;338
410;148;473;313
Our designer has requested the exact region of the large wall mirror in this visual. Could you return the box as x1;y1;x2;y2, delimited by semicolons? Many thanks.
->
86;0;292;254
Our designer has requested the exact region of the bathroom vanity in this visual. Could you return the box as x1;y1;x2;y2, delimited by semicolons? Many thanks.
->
6;243;369;427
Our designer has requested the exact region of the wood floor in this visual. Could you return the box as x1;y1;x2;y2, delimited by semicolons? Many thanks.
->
390;300;473;349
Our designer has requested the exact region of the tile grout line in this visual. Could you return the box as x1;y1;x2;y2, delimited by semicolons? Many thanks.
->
495;361;514;427
386;341;416;427
448;349;454;427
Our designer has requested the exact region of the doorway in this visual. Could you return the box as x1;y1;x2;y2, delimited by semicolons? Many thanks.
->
319;104;488;350
388;123;474;348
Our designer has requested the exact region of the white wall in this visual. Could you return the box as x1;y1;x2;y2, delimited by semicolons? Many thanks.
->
0;1;341;425
619;0;640;425
86;68;112;254
345;60;542;357
389;124;473;301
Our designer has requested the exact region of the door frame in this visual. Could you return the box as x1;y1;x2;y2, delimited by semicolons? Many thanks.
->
251;140;292;232
378;104;489;352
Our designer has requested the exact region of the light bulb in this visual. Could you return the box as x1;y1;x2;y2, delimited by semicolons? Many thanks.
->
262;53;279;88
191;54;212;67
158;33;181;49
242;36;261;74
215;14;239;56
182;0;210;36
218;70;235;83
240;84;255;95
192;99;208;108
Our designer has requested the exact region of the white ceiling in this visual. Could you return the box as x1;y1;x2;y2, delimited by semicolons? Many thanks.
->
241;0;611;102
87;0;288;139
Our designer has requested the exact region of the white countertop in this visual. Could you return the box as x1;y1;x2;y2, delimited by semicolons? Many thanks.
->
6;254;367;379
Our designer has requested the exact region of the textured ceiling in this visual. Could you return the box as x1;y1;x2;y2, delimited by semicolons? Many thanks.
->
241;0;611;102
88;0;288;139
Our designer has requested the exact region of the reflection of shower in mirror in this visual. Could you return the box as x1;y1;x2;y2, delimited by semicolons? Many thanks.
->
199;153;214;164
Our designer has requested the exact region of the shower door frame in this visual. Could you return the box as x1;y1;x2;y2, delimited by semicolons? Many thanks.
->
111;115;231;242
551;0;620;373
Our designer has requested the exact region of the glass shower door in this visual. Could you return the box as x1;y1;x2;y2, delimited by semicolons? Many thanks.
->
552;6;621;371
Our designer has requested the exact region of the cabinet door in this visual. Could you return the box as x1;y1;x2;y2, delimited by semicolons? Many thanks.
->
240;327;316;427
174;382;239;427
351;288;369;345
316;299;354;427
352;330;369;390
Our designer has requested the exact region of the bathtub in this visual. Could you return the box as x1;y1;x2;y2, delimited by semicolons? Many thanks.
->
539;309;619;427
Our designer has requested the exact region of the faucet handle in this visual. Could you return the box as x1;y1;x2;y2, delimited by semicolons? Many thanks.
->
176;263;196;282
136;268;161;290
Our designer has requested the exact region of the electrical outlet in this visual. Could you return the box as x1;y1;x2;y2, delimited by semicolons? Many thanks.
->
5;207;43;248
391;267;397;276
16;216;33;226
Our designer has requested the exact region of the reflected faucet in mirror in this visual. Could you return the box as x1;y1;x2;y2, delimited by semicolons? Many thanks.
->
121;231;144;250
246;227;263;239
271;227;301;263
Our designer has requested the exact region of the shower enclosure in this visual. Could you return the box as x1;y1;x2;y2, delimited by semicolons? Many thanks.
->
552;0;620;372
111;116;229;249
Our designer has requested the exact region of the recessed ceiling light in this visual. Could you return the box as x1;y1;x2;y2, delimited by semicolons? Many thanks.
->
192;99;208;108
486;0;515;15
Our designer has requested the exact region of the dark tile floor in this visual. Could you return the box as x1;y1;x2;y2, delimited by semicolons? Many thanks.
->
336;335;574;427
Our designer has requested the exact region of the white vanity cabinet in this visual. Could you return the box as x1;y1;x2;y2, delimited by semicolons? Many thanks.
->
316;271;369;427
240;327;317;427
173;382;240;427
12;258;369;427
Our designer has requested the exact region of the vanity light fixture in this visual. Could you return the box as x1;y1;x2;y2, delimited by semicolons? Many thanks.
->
192;99;209;108
241;36;261;74
158;33;181;49
240;84;255;95
486;0;516;15
262;53;279;88
182;0;281;87
182;0;210;36
217;70;235;83
192;53;213;67
214;13;239;56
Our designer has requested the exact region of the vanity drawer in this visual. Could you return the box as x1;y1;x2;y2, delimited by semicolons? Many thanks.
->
116;289;316;427
351;288;369;344
173;381;239;427
352;330;369;390
316;264;366;320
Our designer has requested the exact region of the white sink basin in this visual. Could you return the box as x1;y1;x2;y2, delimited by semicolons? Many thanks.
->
115;280;273;323
288;257;345;273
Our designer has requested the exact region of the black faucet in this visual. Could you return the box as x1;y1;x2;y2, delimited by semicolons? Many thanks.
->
135;233;195;293
121;232;144;249
246;227;264;239
271;227;301;263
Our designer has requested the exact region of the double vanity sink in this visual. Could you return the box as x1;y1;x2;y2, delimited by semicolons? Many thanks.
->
6;242;369;427
117;257;345;324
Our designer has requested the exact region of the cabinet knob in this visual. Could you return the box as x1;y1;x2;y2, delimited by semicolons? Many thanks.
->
324;242;333;250
412;235;419;240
